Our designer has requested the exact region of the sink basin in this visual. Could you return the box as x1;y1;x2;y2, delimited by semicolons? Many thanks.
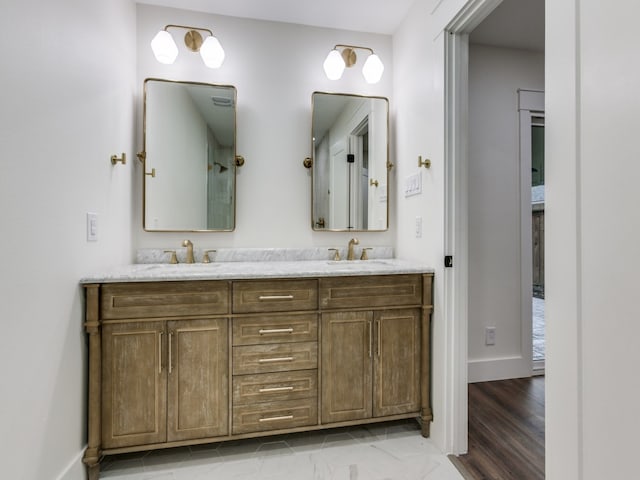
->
326;260;394;267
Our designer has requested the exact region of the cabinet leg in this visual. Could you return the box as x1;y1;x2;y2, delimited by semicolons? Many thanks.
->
83;448;101;480
421;419;431;438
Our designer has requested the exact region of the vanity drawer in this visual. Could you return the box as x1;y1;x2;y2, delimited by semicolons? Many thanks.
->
101;281;229;319
232;279;318;313
233;314;318;346
232;398;318;434
233;370;317;405
233;342;318;375
319;275;422;310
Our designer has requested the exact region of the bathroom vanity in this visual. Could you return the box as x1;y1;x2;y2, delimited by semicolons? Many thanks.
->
81;257;433;479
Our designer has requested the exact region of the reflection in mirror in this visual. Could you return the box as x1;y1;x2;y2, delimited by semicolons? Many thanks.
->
311;92;389;231
142;78;237;231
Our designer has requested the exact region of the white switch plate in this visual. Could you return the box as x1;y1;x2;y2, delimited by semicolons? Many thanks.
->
415;216;422;238
87;212;98;242
404;171;422;197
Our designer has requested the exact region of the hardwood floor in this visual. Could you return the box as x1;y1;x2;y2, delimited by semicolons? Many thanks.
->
450;376;545;480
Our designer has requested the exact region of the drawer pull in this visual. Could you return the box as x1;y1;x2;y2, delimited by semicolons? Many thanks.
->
259;415;294;423
259;328;294;335
259;295;294;301
258;356;294;363
259;386;295;393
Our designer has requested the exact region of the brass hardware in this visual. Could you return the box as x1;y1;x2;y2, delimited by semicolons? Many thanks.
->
110;153;126;165
259;415;294;422
184;29;203;51
418;156;431;169
328;248;340;261
347;238;359;260
360;248;372;261
377;320;381;357
158;332;163;374
315;217;326;228
182;239;194;263
137;151;146;162
303;157;313;169
387;160;394;170
259;386;294;393
164;250;178;264
258;295;294;300
258;357;294;363
235;155;245;167
341;47;357;67
368;320;373;358
259;328;294;335
168;331;173;374
202;249;217;263
369;179;379;187
145;168;156;178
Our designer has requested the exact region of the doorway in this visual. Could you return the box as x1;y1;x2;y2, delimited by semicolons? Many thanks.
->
444;0;545;454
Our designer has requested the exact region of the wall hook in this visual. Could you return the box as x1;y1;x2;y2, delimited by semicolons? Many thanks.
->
418;156;431;169
235;155;245;167
111;153;126;165
303;157;313;169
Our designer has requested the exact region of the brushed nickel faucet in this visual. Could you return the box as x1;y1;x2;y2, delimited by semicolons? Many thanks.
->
182;239;195;263
347;238;359;260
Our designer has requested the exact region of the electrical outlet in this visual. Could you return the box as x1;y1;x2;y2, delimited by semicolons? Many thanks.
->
485;326;496;345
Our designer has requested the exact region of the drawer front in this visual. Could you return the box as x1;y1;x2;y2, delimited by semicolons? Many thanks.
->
233;314;318;346
101;281;229;319
232;279;318;313
232;398;318;434
319;275;422;310
233;370;317;405
233;342;318;375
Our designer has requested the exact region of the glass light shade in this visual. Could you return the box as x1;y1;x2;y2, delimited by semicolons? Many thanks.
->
150;30;178;65
323;49;345;80
362;54;384;84
200;36;225;68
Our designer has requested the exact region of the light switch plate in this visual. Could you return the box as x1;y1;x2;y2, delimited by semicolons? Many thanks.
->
87;212;98;242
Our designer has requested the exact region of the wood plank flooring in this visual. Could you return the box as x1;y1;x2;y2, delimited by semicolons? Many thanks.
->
450;376;545;480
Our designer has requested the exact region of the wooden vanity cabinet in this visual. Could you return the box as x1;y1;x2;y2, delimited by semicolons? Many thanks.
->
83;273;433;480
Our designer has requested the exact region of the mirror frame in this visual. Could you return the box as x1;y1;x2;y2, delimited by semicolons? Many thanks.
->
140;77;238;232
310;91;390;232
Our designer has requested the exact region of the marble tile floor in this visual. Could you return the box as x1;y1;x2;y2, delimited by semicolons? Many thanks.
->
99;420;464;480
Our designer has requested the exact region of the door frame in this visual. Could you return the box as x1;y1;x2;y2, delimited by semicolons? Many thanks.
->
443;0;503;455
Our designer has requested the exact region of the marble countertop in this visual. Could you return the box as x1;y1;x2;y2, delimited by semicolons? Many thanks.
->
80;259;434;284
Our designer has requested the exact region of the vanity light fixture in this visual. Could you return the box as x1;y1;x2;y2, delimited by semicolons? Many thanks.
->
151;24;225;68
323;45;384;84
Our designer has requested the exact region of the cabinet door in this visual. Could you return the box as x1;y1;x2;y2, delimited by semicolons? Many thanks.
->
102;321;167;448
373;309;421;417
321;311;372;423
167;318;228;442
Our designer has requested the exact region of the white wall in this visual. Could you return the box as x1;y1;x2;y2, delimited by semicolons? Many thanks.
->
546;0;640;478
135;4;394;249
393;0;470;453
467;44;544;382
0;1;136;479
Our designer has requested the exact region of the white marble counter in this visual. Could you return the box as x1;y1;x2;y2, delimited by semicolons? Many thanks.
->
80;259;434;284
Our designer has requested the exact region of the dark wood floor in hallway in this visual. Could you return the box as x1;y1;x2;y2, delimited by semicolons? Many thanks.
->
450;376;545;480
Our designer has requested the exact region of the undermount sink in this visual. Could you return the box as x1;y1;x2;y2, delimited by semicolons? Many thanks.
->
326;259;394;267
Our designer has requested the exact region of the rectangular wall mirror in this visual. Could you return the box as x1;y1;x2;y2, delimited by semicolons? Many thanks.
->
311;92;389;231
141;78;237;231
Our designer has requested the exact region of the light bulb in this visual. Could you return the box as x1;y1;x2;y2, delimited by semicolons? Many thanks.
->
323;49;345;80
150;30;178;65
362;53;384;84
200;36;225;69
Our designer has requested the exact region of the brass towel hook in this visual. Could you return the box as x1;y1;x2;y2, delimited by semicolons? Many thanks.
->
418;156;431;169
111;153;126;165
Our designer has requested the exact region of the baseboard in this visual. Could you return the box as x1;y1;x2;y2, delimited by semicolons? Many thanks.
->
55;447;86;480
448;454;475;479
468;355;532;383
